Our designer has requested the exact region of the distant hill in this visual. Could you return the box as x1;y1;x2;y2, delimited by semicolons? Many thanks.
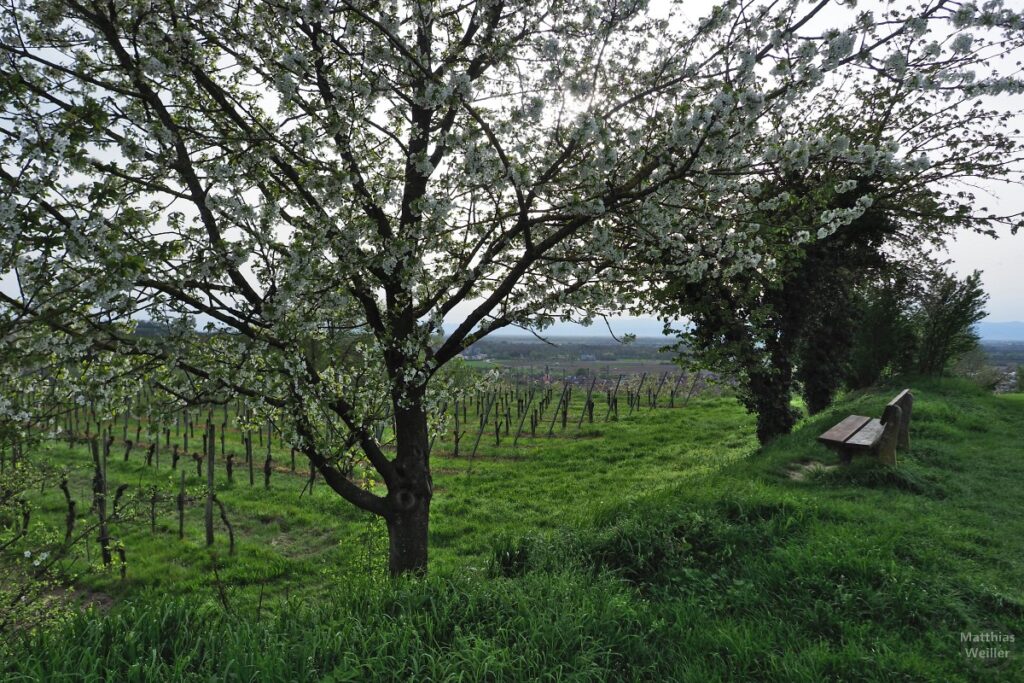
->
133;320;170;337
976;321;1024;341
132;315;1024;341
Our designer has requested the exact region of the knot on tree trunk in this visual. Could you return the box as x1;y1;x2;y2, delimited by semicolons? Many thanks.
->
393;489;418;512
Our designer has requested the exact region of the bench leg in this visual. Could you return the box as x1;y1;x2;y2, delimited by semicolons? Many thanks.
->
898;394;913;451
876;406;901;466
824;444;854;465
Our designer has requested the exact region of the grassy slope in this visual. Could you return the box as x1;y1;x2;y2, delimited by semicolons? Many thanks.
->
3;378;1023;681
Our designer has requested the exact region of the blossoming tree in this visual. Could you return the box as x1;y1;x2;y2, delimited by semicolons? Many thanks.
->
2;0;1019;573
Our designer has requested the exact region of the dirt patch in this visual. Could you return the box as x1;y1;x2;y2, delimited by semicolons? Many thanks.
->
256;513;283;524
433;452;523;462
787;460;838;481
60;586;117;613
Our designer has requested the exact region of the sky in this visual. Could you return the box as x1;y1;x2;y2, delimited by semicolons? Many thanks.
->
949;219;1024;322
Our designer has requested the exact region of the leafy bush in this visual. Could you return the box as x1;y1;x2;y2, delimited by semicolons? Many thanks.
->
914;271;988;376
847;269;989;388
0;462;77;636
951;347;1003;390
845;277;919;389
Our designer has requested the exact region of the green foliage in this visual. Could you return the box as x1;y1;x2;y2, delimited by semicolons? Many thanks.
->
805;457;946;498
845;276;919;388
1;574;657;682
490;496;811;591
662;203;898;441
914;271;988;376
847;269;990;388
790;236;865;416
950;347;1003;390
0;462;77;636
0;366;78;635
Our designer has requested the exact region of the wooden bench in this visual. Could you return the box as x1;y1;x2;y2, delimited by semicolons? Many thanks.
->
818;389;913;466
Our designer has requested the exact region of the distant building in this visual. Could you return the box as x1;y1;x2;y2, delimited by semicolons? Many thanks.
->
580;353;596;362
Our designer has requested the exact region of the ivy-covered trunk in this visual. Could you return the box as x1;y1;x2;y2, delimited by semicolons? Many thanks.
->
748;336;800;444
749;371;799;444
385;396;433;576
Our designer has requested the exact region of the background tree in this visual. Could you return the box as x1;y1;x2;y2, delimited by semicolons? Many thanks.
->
844;268;920;389
913;270;988;376
659;202;896;442
2;0;1021;572
845;264;990;385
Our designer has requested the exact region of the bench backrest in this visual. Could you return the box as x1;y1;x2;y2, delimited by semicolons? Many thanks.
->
883;389;913;449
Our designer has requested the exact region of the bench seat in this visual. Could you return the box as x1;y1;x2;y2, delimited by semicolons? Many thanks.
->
819;415;870;445
844;419;885;449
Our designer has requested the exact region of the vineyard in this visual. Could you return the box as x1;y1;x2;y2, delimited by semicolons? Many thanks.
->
1;367;728;603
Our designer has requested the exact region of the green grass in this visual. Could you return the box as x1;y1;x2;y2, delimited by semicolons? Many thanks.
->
3;378;1023;681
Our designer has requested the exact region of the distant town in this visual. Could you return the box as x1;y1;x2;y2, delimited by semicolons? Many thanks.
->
457;335;1024;392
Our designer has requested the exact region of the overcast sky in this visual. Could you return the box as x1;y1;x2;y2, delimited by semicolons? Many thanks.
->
946;184;1024;322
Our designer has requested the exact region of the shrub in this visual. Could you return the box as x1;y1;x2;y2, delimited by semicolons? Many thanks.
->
913;270;987;377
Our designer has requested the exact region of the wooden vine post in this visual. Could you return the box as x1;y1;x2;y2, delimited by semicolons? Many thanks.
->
605;375;623;422
177;470;186;540
90;438;112;566
59;476;75;546
452;399;465;457
629;373;647;416
205;423;215;546
669;372;684;408
263;424;273;489
547;383;570;436
513;387;536;447
213;496;235;555
468;391;497;473
577;376;597;429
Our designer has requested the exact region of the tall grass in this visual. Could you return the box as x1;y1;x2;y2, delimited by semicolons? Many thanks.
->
4;572;658;682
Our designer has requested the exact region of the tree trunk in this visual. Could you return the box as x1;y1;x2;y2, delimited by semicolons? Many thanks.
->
384;396;432;576
749;346;799;445
386;498;430;576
